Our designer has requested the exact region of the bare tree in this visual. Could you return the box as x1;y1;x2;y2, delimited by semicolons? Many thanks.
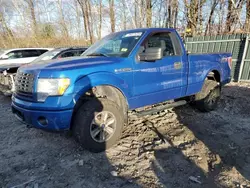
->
57;0;69;38
138;0;144;28
134;1;138;27
173;0;179;28
24;0;38;36
167;0;172;27
0;8;14;42
225;0;245;33
205;0;219;35
41;0;52;23
225;0;233;32
73;0;82;40
11;0;26;28
184;0;206;36
184;0;199;36
98;0;102;39
86;0;93;43
109;0;115;32
123;0;137;28
0;0;17;47
1;0;250;49
77;0;88;40
165;0;179;28
121;0;127;30
146;0;152;27
245;0;250;32
76;0;93;43
217;0;226;34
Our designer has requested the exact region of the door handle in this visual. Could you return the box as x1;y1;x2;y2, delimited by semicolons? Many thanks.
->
174;62;182;69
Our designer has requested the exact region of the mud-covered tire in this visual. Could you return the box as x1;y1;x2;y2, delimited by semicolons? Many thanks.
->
194;80;221;112
72;98;124;153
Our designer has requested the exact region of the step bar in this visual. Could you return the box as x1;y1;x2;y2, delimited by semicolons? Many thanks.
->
136;100;187;117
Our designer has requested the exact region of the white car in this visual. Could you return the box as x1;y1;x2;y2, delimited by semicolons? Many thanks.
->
0;48;53;66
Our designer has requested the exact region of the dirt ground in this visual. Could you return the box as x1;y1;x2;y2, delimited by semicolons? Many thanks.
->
1;82;250;188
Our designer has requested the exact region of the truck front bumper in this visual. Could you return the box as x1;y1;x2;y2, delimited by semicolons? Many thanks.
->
12;102;73;131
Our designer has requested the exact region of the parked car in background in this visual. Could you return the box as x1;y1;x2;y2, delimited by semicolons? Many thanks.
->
0;47;87;96
0;48;52;67
32;47;88;63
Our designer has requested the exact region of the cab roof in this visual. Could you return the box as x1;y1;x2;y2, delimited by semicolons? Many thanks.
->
117;28;176;33
2;48;53;53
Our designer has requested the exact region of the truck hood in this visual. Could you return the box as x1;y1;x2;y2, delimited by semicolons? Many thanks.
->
19;56;123;71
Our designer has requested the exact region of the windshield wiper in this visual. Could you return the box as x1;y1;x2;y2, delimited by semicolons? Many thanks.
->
86;53;108;57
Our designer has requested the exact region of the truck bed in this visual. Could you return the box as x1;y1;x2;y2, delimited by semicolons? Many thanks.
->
186;53;231;96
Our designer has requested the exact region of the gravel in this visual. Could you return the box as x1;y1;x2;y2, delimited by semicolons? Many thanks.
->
1;82;250;188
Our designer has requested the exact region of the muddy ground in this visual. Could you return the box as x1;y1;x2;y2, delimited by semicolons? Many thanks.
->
0;82;250;188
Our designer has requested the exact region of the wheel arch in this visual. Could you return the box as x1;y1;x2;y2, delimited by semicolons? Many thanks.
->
207;69;221;83
71;84;128;130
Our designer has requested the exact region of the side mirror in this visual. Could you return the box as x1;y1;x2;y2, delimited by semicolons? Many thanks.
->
139;47;163;62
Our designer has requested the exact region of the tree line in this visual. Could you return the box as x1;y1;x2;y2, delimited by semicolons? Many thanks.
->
0;0;249;48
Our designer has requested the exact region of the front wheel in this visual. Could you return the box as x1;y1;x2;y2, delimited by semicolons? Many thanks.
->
194;80;221;112
72;98;124;153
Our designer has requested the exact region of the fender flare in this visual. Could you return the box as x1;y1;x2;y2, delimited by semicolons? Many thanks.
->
72;72;131;103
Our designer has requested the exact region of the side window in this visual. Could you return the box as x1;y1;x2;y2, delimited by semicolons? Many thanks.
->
6;50;23;59
72;50;82;56
37;50;48;56
80;49;87;54
22;50;41;58
59;51;75;58
78;50;87;55
141;32;176;57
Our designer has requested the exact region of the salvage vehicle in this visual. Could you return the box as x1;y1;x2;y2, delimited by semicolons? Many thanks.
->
31;47;88;63
0;47;87;95
0;48;51;66
0;48;52;95
11;28;232;152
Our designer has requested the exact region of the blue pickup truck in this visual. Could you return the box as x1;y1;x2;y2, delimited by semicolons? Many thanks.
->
12;28;231;152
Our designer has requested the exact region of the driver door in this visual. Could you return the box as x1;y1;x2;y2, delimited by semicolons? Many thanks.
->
132;32;187;108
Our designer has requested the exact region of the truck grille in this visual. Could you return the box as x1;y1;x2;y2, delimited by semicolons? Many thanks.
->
15;72;34;98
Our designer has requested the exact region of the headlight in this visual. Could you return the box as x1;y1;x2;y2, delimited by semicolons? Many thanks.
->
37;78;70;102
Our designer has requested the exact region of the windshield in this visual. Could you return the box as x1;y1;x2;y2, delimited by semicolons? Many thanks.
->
82;31;144;57
32;49;61;63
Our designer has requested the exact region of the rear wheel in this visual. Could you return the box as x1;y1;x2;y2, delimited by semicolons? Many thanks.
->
72;98;124;153
194;80;221;112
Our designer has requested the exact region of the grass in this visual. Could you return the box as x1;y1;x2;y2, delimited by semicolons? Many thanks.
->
0;36;90;49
